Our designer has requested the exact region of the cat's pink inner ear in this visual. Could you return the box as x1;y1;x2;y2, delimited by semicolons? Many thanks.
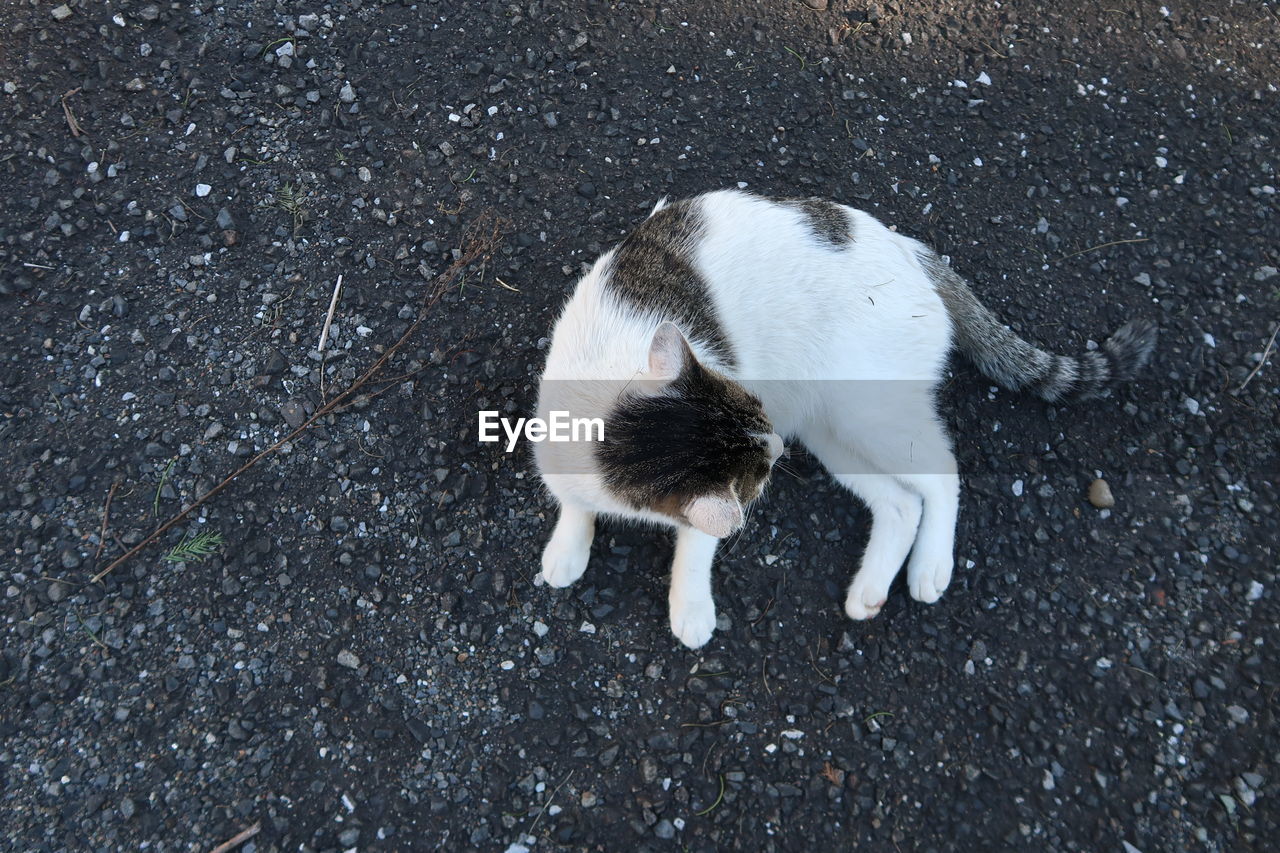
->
684;493;743;539
647;321;692;379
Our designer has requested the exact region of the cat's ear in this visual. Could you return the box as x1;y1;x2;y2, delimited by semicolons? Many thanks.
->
684;491;744;539
647;321;693;380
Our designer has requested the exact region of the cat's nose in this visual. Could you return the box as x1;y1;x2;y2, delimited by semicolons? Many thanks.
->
764;432;785;462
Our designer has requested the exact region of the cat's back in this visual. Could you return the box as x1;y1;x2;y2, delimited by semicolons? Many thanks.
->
543;189;946;382
693;191;945;376
693;189;918;298
541;194;732;380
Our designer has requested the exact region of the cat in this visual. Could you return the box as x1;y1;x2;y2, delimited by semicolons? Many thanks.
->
532;190;1155;648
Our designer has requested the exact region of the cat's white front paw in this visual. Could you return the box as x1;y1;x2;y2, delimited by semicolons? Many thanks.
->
540;538;590;588
845;573;889;620
670;598;717;649
907;554;952;604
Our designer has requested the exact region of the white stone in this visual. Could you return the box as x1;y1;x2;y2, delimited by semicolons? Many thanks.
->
195;183;212;197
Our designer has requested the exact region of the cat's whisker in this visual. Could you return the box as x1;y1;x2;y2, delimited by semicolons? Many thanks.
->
722;516;752;556
770;459;805;482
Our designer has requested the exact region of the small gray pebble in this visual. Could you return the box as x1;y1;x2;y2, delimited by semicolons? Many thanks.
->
280;400;307;429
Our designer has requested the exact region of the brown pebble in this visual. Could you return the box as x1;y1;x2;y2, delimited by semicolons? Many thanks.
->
1088;478;1115;509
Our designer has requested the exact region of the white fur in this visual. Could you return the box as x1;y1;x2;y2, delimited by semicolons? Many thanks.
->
685;493;744;539
535;190;960;648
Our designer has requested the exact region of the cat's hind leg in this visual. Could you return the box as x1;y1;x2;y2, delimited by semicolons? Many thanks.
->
540;504;595;587
837;397;959;606
899;472;958;605
802;427;923;619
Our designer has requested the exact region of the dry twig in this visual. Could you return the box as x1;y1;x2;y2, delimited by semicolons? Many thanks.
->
318;273;344;399
529;770;574;835
94;481;119;562
208;821;261;853
1058;237;1150;261
318;274;344;353
91;213;504;584
1237;323;1279;393
61;87;84;138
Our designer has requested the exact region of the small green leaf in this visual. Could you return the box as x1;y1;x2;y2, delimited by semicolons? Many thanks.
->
164;529;225;564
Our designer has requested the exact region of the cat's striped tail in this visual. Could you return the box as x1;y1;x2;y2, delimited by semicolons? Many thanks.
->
918;249;1157;403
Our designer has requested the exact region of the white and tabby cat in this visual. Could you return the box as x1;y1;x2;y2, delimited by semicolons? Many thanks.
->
533;190;1155;648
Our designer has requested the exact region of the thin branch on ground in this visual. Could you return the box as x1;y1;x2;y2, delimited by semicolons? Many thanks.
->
61;87;84;138
528;770;574;835
91;212;505;585
208;821;261;853
318;273;344;399
1058;237;1150;261
318;274;344;353
94;480;119;562
1237;323;1279;393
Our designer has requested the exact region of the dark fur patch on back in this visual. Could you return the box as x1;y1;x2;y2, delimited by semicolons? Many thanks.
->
604;200;736;367
595;360;772;522
783;197;854;247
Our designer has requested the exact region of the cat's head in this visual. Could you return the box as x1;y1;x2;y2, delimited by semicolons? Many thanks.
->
595;322;784;538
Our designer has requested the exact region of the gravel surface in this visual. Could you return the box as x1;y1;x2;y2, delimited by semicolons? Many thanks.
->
1;1;1277;850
